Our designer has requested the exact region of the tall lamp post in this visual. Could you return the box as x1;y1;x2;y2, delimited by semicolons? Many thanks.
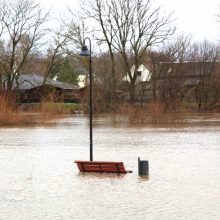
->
79;37;93;161
75;38;132;174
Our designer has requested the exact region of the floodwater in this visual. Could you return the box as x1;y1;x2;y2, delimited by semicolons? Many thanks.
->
0;114;220;220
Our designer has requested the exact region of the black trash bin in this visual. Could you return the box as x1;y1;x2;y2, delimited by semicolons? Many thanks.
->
138;157;149;175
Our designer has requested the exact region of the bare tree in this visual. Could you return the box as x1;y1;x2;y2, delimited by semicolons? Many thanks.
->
0;0;49;91
188;41;219;110
62;9;89;55
87;0;175;103
85;0;117;102
59;9;92;79
149;36;191;111
42;28;69;84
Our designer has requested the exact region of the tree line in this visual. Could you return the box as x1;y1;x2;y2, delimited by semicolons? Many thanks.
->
0;0;219;112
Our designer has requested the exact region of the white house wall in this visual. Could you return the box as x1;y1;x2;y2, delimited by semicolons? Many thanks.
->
78;74;87;88
123;64;152;83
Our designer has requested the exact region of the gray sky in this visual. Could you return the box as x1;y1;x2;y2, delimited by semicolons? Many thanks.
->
155;0;220;42
37;0;220;42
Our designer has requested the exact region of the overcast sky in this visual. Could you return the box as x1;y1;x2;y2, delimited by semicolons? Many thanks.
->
37;0;220;42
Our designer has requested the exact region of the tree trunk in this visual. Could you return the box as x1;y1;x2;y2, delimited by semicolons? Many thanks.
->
129;80;136;103
0;74;2;91
110;51;116;102
152;75;157;102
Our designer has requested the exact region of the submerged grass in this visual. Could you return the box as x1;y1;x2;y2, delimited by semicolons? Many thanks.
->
0;112;47;126
0;95;81;126
1;93;219;126
111;102;220;124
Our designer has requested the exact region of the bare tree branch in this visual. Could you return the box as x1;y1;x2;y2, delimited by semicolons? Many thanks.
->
0;0;50;90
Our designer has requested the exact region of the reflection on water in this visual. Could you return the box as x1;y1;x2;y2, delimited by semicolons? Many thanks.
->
138;175;150;182
77;172;127;180
0;114;220;220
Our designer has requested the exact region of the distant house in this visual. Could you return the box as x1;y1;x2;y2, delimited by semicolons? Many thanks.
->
118;61;220;103
123;64;152;83
77;74;87;88
2;74;81;103
154;61;217;88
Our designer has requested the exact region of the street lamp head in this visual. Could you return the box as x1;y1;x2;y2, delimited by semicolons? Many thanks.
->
79;45;90;57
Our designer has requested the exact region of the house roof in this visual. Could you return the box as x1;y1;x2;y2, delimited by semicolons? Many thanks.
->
155;61;219;77
11;74;79;90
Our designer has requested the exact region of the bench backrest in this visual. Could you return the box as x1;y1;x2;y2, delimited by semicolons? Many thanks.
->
75;160;127;173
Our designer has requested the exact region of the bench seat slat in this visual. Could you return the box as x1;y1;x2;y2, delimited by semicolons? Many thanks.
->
82;166;126;170
77;165;126;171
75;160;124;164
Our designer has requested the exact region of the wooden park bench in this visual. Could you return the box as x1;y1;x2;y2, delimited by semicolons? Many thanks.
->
74;160;132;173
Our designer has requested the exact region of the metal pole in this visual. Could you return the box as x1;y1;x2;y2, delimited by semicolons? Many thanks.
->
84;37;93;161
89;41;93;161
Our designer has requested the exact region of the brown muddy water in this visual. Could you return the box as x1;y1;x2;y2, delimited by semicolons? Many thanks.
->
0;114;220;220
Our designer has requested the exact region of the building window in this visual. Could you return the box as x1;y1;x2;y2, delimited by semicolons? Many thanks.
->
137;71;142;77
